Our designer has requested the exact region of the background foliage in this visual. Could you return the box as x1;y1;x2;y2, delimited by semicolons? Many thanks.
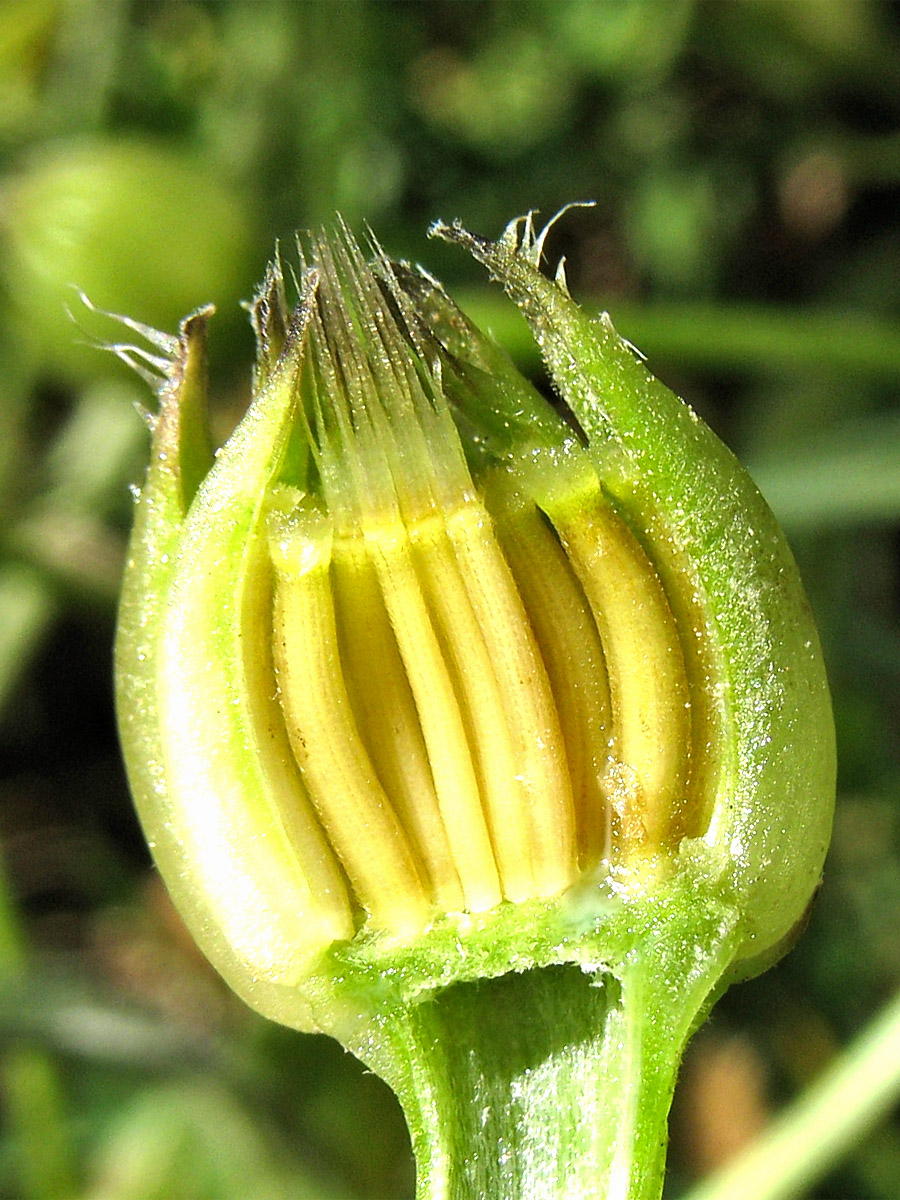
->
1;1;899;1197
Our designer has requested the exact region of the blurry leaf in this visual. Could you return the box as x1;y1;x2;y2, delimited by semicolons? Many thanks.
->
0;853;25;979
411;29;571;156
0;964;225;1071
702;0;898;104
83;1080;346;1200
0;0;61;139
4;380;151;608
549;0;694;83
456;291;900;379
0;359;32;515
41;0;128;134
0;563;56;722
748;415;900;530
206;0;401;231
626;164;735;293
41;380;147;518
2;1045;78;1200
10;509;124;605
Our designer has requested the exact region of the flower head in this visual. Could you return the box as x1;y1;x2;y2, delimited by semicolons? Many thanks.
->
114;214;834;1033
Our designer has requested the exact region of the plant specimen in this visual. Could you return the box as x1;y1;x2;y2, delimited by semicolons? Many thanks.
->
114;212;835;1200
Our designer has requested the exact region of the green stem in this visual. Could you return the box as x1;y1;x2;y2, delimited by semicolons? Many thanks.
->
683;986;900;1200
457;293;900;379
327;864;743;1199
365;925;737;1200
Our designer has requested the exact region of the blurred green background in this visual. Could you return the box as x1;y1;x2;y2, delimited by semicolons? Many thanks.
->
1;1;900;1197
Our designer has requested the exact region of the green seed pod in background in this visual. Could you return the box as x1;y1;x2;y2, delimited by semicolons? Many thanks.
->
1;138;253;381
114;213;835;1200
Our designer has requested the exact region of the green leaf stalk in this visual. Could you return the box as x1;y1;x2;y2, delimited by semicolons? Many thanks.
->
113;212;835;1200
